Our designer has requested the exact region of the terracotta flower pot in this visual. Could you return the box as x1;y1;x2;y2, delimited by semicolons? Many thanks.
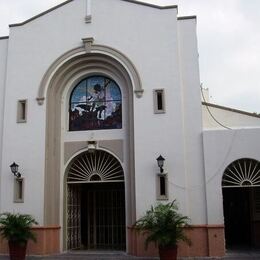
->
8;241;27;260
159;245;178;260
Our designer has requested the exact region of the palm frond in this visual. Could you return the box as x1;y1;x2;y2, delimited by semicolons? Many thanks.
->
0;212;38;245
134;200;191;249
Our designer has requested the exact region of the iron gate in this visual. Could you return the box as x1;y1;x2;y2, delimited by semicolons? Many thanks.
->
66;150;125;251
84;183;126;250
67;184;81;250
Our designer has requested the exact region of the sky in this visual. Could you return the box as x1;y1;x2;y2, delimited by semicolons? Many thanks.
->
0;0;260;113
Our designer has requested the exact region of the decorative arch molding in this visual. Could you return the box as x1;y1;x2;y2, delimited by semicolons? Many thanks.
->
43;40;136;227
66;149;124;183
37;38;143;105
222;158;260;188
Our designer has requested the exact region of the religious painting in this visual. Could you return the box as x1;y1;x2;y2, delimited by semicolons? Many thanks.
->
69;76;122;131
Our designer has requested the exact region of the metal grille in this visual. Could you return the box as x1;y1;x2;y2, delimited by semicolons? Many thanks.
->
84;183;126;250
67;150;124;183
66;150;125;251
67;184;81;250
252;188;260;220
222;158;260;188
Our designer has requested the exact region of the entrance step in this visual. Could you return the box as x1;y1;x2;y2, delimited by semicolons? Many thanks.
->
0;252;158;259
1;250;260;259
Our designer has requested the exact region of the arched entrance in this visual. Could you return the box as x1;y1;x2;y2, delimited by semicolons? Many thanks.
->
66;150;126;251
42;41;138;232
222;158;260;249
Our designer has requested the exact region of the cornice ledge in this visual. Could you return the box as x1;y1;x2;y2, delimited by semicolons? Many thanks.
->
0;36;9;40
177;15;197;20
122;0;178;10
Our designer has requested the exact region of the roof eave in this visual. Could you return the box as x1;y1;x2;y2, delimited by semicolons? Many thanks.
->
0;36;9;40
202;101;260;119
177;15;197;20
9;0;179;29
9;0;74;28
122;0;178;10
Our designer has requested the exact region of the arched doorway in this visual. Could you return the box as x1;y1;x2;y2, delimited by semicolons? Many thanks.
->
222;158;260;249
42;42;138;233
66;150;126;251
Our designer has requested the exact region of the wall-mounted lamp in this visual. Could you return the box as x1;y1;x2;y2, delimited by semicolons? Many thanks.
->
156;155;168;200
156;155;165;174
10;162;21;178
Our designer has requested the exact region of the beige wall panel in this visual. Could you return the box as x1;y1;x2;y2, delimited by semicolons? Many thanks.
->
64;141;87;164
99;140;123;162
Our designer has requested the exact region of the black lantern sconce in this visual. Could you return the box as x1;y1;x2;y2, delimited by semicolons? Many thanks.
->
156;155;168;200
156;155;165;174
10;162;21;178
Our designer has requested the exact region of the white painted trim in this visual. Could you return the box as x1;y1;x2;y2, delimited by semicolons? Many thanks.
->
153;89;166;114
37;41;143;103
13;177;24;203
16;99;28;123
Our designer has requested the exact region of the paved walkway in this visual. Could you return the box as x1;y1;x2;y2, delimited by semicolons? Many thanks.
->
1;250;260;259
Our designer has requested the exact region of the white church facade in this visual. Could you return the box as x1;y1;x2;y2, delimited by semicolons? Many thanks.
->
0;0;260;257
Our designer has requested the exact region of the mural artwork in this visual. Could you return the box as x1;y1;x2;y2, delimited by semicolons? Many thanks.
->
69;76;122;131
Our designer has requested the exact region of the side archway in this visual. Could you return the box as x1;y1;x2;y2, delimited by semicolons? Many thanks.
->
222;158;260;187
65;149;126;250
222;158;260;249
43;44;137;238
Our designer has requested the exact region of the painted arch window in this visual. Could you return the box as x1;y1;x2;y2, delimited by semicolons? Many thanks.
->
69;75;122;131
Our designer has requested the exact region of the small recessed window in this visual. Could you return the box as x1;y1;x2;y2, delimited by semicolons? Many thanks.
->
156;174;168;200
14;178;24;203
153;89;165;114
17;100;27;123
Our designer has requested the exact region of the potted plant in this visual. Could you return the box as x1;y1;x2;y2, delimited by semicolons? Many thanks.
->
134;200;191;260
0;212;38;260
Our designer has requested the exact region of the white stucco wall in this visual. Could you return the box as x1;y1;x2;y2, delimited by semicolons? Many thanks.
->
177;18;206;224
0;0;186;224
203;128;260;224
0;0;215;227
0;0;87;223
202;103;260;129
0;38;8;213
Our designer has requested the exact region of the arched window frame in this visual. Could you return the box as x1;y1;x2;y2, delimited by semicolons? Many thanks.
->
222;158;260;188
69;75;122;131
